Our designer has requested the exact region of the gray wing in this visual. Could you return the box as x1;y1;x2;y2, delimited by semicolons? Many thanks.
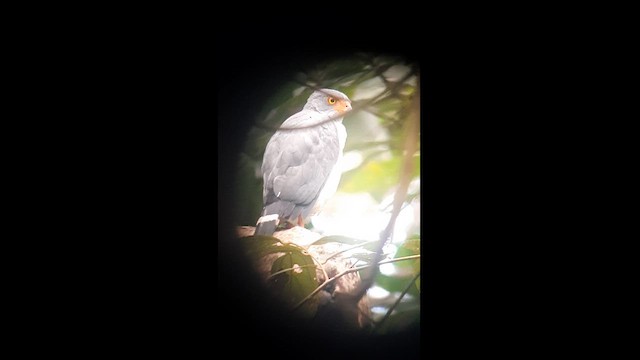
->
261;111;340;218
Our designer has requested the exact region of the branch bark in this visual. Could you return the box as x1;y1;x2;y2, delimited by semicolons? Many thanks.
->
353;75;421;302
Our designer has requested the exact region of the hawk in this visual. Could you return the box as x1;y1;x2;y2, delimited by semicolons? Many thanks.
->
255;89;352;235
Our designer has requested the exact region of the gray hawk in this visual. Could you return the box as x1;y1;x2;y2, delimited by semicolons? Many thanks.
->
255;88;353;235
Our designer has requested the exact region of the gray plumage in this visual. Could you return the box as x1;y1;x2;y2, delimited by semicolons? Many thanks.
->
255;89;352;235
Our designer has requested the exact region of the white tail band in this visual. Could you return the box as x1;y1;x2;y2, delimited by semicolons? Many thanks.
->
256;214;280;225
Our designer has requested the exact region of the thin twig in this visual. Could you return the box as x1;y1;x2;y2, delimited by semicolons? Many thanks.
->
381;190;421;212
253;68;417;133
266;263;319;280
292;255;420;311
356;69;416;111
353;77;420;302
372;272;421;334
348;255;420;273
309;251;330;285
320;240;380;265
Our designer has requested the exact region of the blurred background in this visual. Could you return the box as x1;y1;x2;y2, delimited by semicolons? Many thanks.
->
232;53;421;334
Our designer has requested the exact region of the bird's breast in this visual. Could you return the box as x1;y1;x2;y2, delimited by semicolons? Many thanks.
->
310;121;347;216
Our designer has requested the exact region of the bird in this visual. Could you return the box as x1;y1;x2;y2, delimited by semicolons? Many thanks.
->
254;88;353;236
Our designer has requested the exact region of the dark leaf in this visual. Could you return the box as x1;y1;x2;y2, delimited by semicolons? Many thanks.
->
375;307;420;335
238;235;280;259
269;249;319;318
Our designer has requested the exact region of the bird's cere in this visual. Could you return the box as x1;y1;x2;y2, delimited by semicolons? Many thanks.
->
333;99;353;114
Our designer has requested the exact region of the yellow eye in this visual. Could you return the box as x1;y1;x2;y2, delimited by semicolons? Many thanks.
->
327;97;336;105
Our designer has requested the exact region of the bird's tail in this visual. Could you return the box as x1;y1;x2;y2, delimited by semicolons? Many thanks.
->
254;213;279;236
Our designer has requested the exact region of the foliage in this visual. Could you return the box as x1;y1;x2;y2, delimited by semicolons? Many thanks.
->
235;53;421;335
239;235;320;318
269;249;319;318
340;156;420;202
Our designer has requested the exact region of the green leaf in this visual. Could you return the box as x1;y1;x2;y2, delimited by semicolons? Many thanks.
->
375;273;411;293
339;156;420;202
268;250;319;318
238;235;279;259
394;238;421;292
373;271;420;297
240;235;321;317
397;238;420;256
372;238;421;294
340;158;400;201
309;235;369;246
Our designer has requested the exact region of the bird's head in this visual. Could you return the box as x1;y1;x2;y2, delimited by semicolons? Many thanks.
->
303;88;352;116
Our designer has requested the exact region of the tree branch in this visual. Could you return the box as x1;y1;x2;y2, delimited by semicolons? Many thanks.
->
320;240;380;265
292;255;420;311
372;271;421;334
252;68;417;133
352;76;421;302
